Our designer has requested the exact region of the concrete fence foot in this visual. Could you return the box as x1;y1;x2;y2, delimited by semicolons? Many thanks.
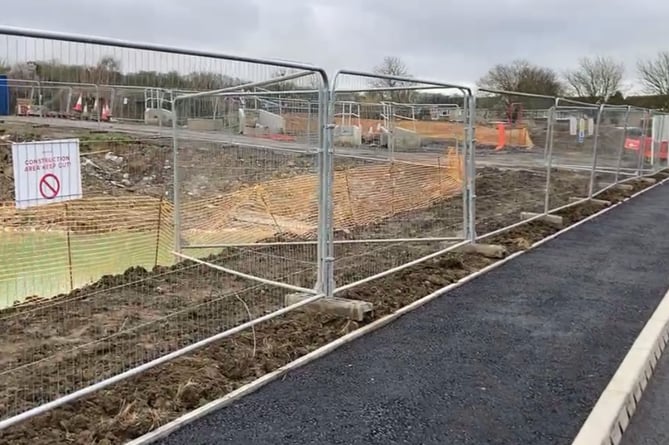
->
520;212;564;228
458;243;508;259
569;197;611;206
601;183;634;191
285;293;373;322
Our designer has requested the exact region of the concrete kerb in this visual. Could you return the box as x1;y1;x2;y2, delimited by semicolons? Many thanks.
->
570;290;669;445
127;176;669;445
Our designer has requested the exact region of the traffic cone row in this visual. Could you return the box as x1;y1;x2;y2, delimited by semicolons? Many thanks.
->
73;94;112;120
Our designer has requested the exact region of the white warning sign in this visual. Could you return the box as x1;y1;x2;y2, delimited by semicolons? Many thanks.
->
12;138;82;209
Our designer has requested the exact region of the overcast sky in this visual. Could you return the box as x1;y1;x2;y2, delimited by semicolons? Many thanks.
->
2;0;667;92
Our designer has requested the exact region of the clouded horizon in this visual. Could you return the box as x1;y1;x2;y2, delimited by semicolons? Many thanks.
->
2;0;667;93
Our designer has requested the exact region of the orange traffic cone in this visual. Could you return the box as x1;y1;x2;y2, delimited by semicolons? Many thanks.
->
102;104;111;121
73;95;83;112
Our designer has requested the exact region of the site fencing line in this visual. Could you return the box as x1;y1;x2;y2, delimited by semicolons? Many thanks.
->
0;25;668;432
0;26;331;430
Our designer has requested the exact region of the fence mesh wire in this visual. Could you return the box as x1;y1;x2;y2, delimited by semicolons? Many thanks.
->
0;28;329;423
0;121;173;308
0;264;288;421
474;91;562;233
0;26;667;431
590;105;630;196
330;73;467;287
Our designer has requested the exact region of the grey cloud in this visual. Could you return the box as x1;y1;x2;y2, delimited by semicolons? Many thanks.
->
2;0;668;90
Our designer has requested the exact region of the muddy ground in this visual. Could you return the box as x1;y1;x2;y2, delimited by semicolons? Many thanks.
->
0;121;340;204
0;165;664;444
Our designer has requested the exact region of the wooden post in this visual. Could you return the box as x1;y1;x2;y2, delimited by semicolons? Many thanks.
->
64;203;74;291
154;196;164;268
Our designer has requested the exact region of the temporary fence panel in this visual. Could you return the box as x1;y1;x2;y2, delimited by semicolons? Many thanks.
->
0;25;667;432
619;107;651;177
475;89;558;235
173;70;324;291
537;98;597;210
589;104;631;196
650;112;669;171
329;70;472;290
0;27;329;430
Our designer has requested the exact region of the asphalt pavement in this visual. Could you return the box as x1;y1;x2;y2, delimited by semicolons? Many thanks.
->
157;182;669;445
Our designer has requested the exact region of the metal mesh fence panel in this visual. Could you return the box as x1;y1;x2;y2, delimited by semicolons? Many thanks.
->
329;71;469;288
649;112;669;173
0;263;290;422
1;24;666;432
173;113;321;289
0;27;329;427
590;105;630;196
474;90;559;235
544;99;597;210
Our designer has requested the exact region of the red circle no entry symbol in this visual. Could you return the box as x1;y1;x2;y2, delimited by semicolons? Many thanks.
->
39;173;61;199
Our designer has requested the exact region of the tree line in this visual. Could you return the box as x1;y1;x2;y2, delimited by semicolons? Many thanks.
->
476;53;669;107
368;53;669;110
3;51;669;110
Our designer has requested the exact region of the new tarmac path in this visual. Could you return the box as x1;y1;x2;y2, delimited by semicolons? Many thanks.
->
158;183;669;445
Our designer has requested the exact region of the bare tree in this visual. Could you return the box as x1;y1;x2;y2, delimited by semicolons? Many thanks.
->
637;51;669;95
565;56;624;101
370;56;414;102
8;62;36;80
478;59;564;96
93;56;122;85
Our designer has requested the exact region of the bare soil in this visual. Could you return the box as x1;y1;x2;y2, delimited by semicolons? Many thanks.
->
0;121;343;204
0;162;660;444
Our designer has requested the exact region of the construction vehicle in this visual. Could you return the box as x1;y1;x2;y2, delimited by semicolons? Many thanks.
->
624;126;669;161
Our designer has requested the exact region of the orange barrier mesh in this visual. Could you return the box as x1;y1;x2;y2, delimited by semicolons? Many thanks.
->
282;113;533;147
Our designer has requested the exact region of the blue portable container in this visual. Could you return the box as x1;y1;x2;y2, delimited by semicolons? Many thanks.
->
0;75;9;115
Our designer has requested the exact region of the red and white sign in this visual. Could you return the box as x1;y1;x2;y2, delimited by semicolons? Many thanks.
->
12;139;82;209
39;173;61;199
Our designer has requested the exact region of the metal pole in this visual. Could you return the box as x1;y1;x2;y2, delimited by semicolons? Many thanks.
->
588;104;605;198
307;99;312;146
315;87;334;297
636;111;650;175
325;90;335;296
171;99;181;258
613;106;631;184
543;104;556;213
461;94;469;239
315;87;325;294
656;114;666;172
315;87;335;297
95;84;101;129
388;103;395;161
664;114;669;170
465;93;476;241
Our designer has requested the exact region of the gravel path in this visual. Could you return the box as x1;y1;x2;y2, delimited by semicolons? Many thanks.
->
620;342;669;445
158;184;669;445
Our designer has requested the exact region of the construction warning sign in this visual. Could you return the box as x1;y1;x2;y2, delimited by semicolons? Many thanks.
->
12;138;82;209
